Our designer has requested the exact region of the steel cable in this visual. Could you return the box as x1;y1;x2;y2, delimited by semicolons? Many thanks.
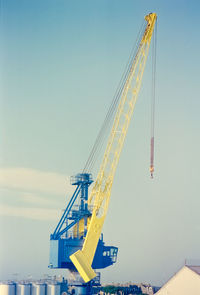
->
83;21;146;174
150;19;157;178
84;22;146;173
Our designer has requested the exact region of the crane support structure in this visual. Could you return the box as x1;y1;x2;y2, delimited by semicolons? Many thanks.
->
70;12;157;283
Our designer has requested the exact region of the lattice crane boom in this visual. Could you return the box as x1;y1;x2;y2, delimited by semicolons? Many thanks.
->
70;12;157;283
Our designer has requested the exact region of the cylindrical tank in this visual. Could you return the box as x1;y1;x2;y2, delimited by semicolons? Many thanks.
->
16;283;31;295
46;283;60;295
31;283;46;295
74;286;91;295
0;283;16;295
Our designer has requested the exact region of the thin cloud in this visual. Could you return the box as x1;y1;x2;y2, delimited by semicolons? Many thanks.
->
0;204;61;221
0;168;72;196
0;168;74;220
20;192;63;207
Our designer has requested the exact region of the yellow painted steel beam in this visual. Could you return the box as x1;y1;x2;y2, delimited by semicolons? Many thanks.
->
70;12;157;283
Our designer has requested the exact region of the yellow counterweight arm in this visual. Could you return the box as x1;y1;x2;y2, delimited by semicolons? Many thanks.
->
70;13;157;283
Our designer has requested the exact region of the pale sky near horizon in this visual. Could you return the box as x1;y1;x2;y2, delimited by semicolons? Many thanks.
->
0;0;200;287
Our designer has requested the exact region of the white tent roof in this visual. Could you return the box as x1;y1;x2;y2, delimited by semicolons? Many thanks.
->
187;265;200;275
156;265;200;294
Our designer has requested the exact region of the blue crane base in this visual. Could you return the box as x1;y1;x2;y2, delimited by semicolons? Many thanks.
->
49;173;118;280
49;235;118;270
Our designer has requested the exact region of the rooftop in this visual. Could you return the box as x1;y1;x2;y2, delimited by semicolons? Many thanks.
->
187;265;200;276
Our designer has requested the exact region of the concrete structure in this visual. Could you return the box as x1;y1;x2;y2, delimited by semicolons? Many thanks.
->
156;265;200;294
0;282;16;295
0;281;66;295
31;283;46;295
46;283;61;295
16;283;31;295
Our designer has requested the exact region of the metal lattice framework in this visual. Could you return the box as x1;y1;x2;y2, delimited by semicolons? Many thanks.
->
70;13;157;283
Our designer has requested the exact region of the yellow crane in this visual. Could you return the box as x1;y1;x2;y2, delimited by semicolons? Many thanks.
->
70;12;157;283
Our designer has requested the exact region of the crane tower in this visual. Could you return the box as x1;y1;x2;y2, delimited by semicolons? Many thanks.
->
49;12;157;294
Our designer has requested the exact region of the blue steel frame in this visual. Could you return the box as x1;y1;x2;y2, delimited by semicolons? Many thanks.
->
49;173;118;271
51;173;93;240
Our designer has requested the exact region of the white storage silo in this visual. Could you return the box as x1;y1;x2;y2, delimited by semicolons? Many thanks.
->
31;283;46;295
16;283;31;295
0;282;16;295
46;283;60;295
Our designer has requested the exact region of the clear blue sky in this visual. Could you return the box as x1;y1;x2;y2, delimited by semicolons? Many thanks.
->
0;0;200;286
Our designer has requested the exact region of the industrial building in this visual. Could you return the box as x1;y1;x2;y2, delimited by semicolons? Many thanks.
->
155;265;200;294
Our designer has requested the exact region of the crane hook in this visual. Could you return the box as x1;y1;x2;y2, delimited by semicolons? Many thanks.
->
150;165;154;179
